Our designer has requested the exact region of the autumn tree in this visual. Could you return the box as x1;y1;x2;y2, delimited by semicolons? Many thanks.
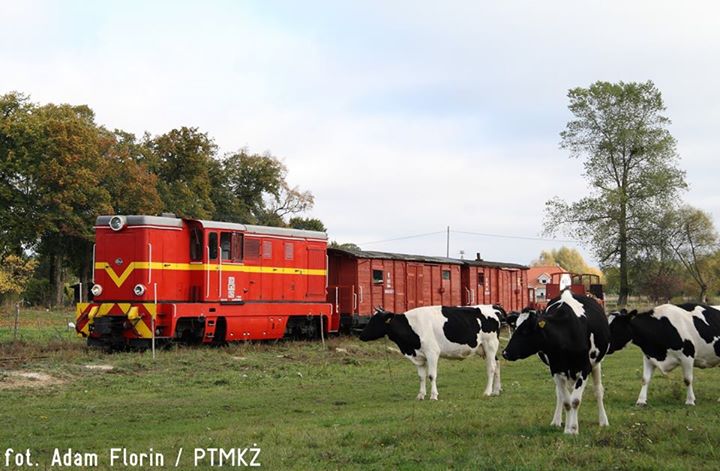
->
545;81;686;306
531;247;601;276
661;206;718;302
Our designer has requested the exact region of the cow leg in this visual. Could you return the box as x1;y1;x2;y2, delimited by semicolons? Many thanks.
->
416;362;428;400
484;338;501;396
427;353;440;400
681;358;695;406
592;363;609;427
636;356;656;406
565;374;589;435
551;375;567;428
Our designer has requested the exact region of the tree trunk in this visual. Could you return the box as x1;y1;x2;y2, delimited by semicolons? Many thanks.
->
618;204;629;307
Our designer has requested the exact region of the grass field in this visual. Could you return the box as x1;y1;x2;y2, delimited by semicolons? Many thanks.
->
1;309;719;470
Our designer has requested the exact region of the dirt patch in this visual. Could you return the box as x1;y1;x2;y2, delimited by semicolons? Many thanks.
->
0;370;65;389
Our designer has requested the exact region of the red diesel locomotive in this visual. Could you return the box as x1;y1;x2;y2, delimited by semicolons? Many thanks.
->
76;214;531;348
75;215;332;349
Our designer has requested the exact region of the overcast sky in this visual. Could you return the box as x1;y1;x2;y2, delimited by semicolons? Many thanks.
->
2;1;718;266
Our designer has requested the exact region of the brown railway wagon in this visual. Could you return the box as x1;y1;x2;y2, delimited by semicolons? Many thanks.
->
327;248;529;329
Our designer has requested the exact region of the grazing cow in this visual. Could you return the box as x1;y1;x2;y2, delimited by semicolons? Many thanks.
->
359;305;504;400
608;303;720;406
502;290;610;434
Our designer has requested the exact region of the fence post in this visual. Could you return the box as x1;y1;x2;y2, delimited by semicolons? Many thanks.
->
13;302;20;341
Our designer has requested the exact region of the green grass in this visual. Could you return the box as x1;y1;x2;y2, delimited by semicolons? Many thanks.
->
1;309;720;470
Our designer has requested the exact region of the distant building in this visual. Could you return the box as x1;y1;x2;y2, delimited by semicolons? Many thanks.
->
527;265;569;302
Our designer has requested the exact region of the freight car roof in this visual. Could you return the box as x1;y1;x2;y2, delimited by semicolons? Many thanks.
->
328;247;527;270
95;215;327;240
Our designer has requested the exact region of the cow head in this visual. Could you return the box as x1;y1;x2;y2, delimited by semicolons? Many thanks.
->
359;308;395;341
502;309;543;360
607;308;636;353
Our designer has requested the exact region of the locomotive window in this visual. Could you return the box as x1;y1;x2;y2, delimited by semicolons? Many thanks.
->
478;273;485;285
372;269;383;284
220;233;232;261
232;233;244;262
190;228;203;261
208;232;218;260
263;240;272;259
442;270;451;281
244;238;261;260
284;242;294;261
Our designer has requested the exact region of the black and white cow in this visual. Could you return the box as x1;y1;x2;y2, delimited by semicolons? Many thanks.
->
359;305;504;400
608;303;720;406
502;290;610;434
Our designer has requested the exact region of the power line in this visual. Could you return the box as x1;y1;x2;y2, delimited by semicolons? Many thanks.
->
453;230;580;244
360;229;580;246
360;231;446;246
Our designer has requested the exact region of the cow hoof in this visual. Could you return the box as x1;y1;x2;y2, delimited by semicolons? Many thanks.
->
551;420;562;428
416;394;425;401
635;401;646;407
685;401;696;406
564;429;579;435
430;395;438;401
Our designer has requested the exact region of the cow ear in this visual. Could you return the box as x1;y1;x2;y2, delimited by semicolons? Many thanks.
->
628;309;638;317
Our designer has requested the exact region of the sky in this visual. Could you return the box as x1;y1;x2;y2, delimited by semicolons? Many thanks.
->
2;1;718;266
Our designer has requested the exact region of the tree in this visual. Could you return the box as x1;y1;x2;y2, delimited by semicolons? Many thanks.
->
0;254;37;305
215;150;315;226
0;94;114;305
545;81;687;306
288;217;326;232
142;127;216;219
662;206;718;302
531;247;601;276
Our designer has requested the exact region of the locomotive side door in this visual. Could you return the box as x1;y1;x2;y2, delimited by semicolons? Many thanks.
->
204;231;221;302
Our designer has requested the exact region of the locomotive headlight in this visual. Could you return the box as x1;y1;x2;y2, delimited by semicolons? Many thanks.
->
109;216;126;231
133;284;146;296
91;284;103;296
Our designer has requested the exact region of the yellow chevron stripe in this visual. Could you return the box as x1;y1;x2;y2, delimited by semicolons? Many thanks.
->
96;261;326;287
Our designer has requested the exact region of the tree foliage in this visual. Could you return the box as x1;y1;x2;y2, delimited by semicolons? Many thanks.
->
0;92;323;306
531;247;601;277
545;81;687;306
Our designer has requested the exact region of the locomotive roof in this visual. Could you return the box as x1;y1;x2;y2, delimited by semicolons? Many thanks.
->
95;215;327;240
328;247;527;270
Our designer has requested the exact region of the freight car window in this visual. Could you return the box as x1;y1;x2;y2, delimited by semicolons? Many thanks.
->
478;273;485;285
220;233;232;261
190;228;203;261
372;270;383;284
208;233;218;260
442;270;451;280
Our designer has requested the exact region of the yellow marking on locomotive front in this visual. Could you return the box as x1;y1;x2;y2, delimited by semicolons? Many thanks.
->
97;261;326;287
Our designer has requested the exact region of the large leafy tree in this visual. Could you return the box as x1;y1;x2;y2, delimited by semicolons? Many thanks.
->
545;81;687;306
0;93;115;305
142;127;216;219
215;150;315;226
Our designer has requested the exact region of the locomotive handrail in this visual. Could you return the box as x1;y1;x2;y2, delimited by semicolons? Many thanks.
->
148;243;153;283
206;246;211;298
92;244;96;283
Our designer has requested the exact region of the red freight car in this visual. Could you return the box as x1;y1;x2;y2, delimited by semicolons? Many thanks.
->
76;215;334;348
327;248;529;329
